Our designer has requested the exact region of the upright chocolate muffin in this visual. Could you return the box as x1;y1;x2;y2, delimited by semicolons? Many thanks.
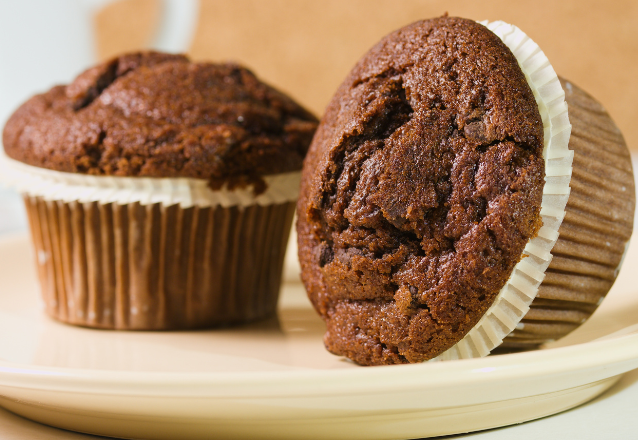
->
2;51;318;330
297;16;634;365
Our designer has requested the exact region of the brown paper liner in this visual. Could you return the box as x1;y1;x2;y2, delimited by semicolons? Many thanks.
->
499;78;636;351
24;197;296;330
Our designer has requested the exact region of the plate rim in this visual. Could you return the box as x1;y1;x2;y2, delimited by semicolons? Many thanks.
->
0;326;637;397
1;232;638;399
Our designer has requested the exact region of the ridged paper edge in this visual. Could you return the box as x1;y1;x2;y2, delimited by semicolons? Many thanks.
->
25;195;295;329
0;151;300;208
433;20;574;361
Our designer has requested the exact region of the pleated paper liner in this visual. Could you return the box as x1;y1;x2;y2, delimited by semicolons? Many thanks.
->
24;196;296;330
0;152;302;330
499;78;635;351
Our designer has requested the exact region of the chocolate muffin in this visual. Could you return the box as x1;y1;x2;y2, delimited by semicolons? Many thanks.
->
3;52;316;190
298;15;636;365
2;51;318;330
297;17;547;365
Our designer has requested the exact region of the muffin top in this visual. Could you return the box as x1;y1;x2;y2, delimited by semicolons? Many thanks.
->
3;52;318;190
297;16;545;365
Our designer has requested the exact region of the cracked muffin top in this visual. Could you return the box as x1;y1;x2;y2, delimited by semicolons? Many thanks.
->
3;52;318;190
297;16;545;365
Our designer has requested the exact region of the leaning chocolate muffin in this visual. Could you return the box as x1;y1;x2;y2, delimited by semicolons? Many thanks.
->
297;17;634;365
2;51;318;330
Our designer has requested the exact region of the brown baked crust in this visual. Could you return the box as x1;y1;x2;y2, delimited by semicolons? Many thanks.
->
3;52;318;189
297;16;545;365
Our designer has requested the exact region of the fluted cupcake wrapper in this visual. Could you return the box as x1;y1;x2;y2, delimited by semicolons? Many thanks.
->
501;77;635;350
24;196;296;330
0;152;301;330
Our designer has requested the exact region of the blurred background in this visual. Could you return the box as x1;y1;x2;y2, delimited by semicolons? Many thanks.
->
0;0;637;234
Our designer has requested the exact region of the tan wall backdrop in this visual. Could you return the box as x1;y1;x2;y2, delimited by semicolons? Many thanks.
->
96;0;638;152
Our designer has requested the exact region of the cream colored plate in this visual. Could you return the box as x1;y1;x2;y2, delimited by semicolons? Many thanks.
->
0;234;637;440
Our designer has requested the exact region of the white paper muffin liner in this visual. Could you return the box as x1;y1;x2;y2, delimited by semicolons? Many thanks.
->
0;151;300;208
0;152;300;329
433;21;574;361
